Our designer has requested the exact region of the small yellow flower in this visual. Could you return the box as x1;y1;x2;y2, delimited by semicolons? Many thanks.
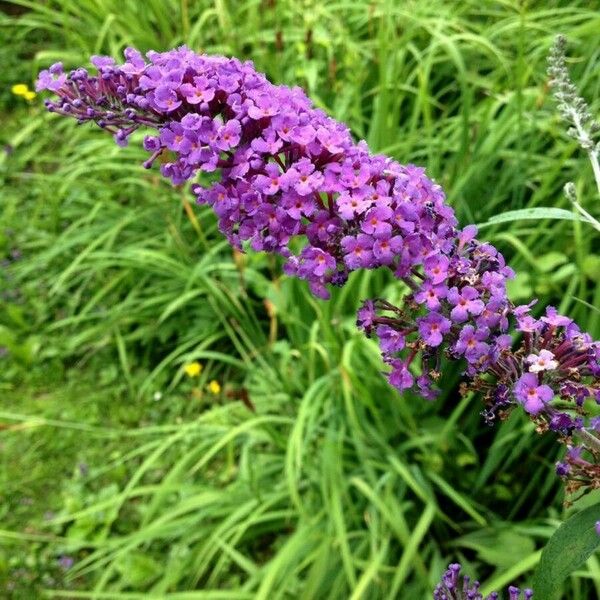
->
23;90;37;101
11;84;29;96
207;380;221;395
184;361;203;377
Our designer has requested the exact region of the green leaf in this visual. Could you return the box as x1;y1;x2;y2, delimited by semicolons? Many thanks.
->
549;263;576;283
532;502;600;599
583;255;600;279
535;252;567;274
115;551;161;588
478;207;584;228
455;529;535;569
506;272;532;301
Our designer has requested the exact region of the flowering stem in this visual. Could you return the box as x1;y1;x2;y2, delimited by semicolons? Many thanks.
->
570;109;600;198
39;45;600;497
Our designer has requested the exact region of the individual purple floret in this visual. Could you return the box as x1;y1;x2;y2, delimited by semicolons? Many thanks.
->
433;563;533;600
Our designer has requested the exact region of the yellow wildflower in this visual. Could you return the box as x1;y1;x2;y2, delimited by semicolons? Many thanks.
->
208;380;221;395
23;90;37;101
11;84;29;96
184;361;203;377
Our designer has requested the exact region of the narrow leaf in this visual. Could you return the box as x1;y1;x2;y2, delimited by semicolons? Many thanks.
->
478;207;584;228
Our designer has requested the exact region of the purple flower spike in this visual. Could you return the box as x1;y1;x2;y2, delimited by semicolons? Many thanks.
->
38;47;600;496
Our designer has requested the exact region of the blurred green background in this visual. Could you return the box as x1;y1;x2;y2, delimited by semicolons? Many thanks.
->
1;0;600;598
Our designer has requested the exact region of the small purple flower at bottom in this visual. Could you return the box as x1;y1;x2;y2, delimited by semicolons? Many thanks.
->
514;373;554;415
433;563;533;599
595;521;600;536
509;587;534;600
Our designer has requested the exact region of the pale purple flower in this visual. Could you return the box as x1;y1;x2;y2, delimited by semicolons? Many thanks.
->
255;163;283;195
297;247;336;278
287;159;324;196
252;130;284;154
527;349;558;373
336;192;370;220
179;76;215;104
454;326;489;362
58;556;74;570
282;193;315;220
356;300;376;333
216;119;241;151
247;93;279;119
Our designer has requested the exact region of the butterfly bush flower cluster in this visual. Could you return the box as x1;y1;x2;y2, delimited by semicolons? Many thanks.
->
434;563;533;600
39;47;461;301
38;47;600;495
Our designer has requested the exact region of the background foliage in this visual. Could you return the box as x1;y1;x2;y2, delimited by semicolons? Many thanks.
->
1;0;600;598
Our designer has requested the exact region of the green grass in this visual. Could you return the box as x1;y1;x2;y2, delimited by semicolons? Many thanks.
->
1;0;600;598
